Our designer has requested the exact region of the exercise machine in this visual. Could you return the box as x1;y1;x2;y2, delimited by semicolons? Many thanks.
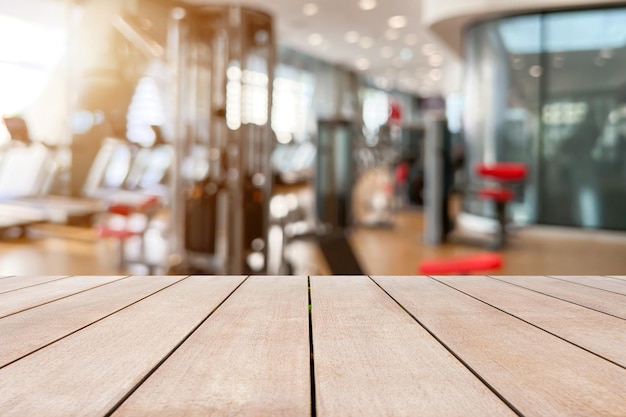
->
164;4;275;275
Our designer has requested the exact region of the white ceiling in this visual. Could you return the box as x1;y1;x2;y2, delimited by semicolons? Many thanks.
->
2;0;461;96
186;0;460;97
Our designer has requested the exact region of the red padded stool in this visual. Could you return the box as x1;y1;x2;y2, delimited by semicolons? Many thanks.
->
97;195;162;274
475;163;527;249
476;163;527;182
418;252;503;275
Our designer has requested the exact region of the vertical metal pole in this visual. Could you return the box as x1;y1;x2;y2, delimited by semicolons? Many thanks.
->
167;7;187;271
264;21;276;274
423;114;444;244
62;0;75;197
226;6;241;275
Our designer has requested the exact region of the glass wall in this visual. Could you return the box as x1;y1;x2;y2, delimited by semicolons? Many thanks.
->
464;6;626;231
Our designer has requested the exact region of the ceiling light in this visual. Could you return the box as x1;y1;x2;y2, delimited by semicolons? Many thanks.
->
359;37;373;49
429;54;443;66
308;33;323;46
422;43;436;55
529;65;543;77
388;16;407;29
404;34;418;46
400;48;413;61
430;68;442;81
302;3;319;16
380;46;393;58
359;0;377;10
385;29;399;41
345;31;360;44
355;58;370;70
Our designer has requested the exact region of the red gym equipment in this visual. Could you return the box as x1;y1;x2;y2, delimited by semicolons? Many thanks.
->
96;195;162;274
418;252;503;275
475;162;527;249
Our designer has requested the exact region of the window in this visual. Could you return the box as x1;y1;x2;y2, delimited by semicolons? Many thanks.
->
271;65;314;144
0;11;68;143
362;88;390;141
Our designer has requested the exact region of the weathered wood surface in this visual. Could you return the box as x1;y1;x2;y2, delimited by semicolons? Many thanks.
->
547;275;626;296
435;275;626;367
492;275;626;319
0;275;185;368
0;275;127;319
0;276;245;417
373;276;626;417
311;275;516;417
1;275;624;417
113;276;311;417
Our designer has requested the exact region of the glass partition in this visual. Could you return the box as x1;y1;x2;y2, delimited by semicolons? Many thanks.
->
463;6;626;231
541;9;626;230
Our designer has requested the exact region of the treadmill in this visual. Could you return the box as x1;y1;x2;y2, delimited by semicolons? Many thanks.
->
0;142;99;226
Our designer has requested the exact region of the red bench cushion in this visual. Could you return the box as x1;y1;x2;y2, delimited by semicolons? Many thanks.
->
418;253;503;275
476;163;526;181
107;196;160;216
478;188;514;203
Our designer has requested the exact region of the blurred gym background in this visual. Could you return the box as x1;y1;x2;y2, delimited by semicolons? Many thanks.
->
0;0;625;276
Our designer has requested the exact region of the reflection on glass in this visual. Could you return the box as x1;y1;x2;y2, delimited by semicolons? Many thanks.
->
463;15;541;224
464;6;626;231
541;8;626;230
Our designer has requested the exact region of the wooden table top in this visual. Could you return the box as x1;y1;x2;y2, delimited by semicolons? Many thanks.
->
1;274;625;416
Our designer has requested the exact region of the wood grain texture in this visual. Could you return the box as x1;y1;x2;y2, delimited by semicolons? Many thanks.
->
373;276;626;417
113;276;311;417
310;275;516;417
435;276;626;367
547;276;626;295
0;275;127;318
0;275;186;368
0;275;68;294
0;276;245;417
608;276;626;281
492;275;626;319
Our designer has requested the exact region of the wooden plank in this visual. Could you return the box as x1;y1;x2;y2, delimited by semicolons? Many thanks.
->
492;276;626;319
113;276;311;417
0;275;186;368
374;276;626;417
0;275;68;294
435;275;626;367
0;275;245;417
607;276;626;281
0;275;127;319
310;275;516;417
548;276;626;296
